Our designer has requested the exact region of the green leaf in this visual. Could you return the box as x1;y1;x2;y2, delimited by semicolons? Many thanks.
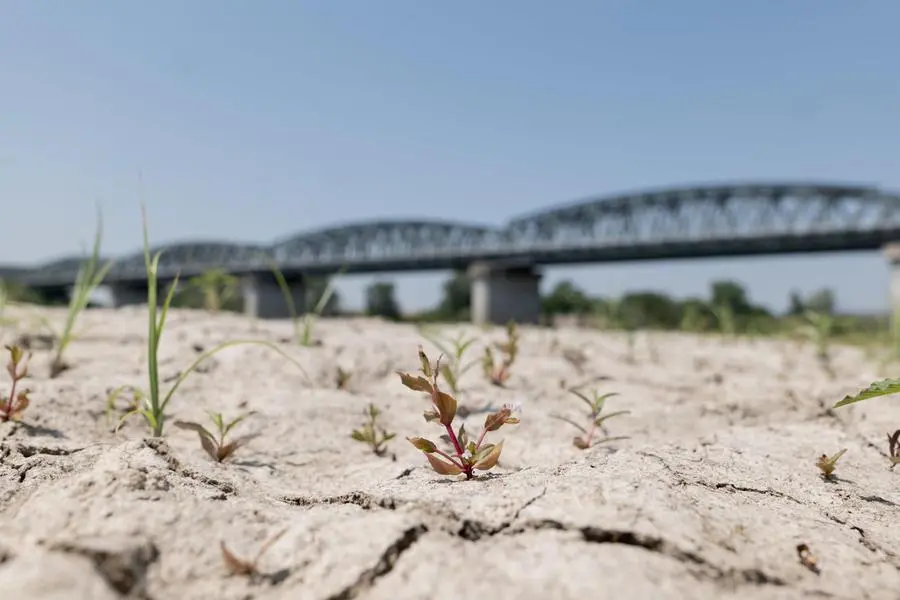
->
834;378;900;408
594;410;630;427
457;423;468;448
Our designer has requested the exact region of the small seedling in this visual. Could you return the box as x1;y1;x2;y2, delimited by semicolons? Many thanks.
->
815;448;846;479
43;209;113;377
887;430;900;470
350;403;396;457
551;387;629;449
0;345;30;422
561;347;587;374
184;268;239;312
109;198;310;437
0;281;12;326
174;411;258;462
269;261;345;347
799;310;836;378
400;346;520;479
221;527;287;578
710;302;737;336
418;327;480;394
482;321;519;387
335;366;352;390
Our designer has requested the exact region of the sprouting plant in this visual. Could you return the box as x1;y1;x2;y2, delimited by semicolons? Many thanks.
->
799;310;837;378
400;346;520;479
174;411;258;462
602;299;638;363
887;430;900;470
710;302;737;336
551;387;629;449
0;345;30;422
0;281;11;326
561;346;587;375
815;448;846;479
269;261;345;347
350;403;396;457
418;326;480;394
482;321;518;387
43;209;113;377
184;268;239;312
221;527;287;579
108;199;310;437
335;366;352;390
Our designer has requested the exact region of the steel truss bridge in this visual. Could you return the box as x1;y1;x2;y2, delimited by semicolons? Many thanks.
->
9;181;900;287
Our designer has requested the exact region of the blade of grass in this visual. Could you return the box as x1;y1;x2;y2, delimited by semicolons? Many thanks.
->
49;207;114;376
300;266;346;346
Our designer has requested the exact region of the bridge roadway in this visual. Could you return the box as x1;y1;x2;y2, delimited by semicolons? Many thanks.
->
5;182;900;324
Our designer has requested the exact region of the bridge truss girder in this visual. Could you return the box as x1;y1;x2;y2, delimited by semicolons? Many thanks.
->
11;182;900;285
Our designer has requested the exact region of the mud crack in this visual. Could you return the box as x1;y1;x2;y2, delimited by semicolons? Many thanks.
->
280;491;408;511
324;525;428;600
49;537;160;599
507;519;785;587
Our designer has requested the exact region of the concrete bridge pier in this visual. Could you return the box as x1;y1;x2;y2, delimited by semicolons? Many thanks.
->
241;273;305;319
36;285;70;305
884;243;900;333
468;261;542;326
109;282;149;308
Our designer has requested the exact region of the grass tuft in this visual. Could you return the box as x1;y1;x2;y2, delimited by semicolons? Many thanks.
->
45;209;113;377
108;200;310;437
269;261;345;347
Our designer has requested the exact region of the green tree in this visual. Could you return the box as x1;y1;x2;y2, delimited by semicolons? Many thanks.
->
541;280;593;315
805;288;835;314
435;270;470;320
617;291;682;329
711;280;752;315
366;281;401;320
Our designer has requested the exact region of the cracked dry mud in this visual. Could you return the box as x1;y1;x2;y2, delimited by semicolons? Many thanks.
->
0;306;899;599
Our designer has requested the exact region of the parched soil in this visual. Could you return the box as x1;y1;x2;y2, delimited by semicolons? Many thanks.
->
0;306;898;600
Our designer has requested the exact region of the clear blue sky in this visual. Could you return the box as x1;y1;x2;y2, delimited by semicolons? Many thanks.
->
2;2;898;313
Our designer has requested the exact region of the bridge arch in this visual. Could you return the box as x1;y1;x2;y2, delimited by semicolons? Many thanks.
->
502;182;900;248
110;241;272;278
270;219;504;263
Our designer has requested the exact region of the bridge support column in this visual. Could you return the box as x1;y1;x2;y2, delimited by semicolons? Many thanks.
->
884;244;900;339
241;273;305;319
35;285;70;305
468;261;542;326
109;282;148;308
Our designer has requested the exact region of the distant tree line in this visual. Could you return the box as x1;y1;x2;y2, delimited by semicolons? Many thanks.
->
0;267;870;338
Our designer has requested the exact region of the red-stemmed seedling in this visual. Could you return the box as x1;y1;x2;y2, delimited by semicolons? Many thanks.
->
482;321;519;387
887;430;900;470
401;346;519;479
174;411;258;462
551;387;629;449
221;527;287;579
1;345;31;422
